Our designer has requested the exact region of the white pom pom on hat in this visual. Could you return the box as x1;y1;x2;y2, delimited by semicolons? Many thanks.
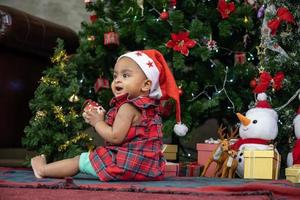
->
119;49;188;136
247;92;278;120
256;92;271;108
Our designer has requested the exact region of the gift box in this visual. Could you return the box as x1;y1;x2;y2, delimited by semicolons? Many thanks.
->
162;144;178;161
165;162;179;177
179;162;203;176
285;164;300;183
197;143;219;177
244;149;281;180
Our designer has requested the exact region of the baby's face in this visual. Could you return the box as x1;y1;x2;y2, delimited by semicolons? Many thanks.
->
111;57;148;98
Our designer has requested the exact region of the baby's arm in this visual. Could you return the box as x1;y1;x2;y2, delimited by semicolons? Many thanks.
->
86;103;139;144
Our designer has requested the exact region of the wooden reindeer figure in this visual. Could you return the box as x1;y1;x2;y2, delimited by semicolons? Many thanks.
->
221;149;238;178
201;124;232;177
220;127;239;178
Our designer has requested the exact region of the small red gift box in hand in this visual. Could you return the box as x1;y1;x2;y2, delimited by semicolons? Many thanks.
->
82;99;105;123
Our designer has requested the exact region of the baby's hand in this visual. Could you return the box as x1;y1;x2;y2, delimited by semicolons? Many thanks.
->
82;99;105;125
84;107;106;127
83;99;100;113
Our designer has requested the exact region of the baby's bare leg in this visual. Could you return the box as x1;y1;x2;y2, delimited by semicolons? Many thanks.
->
31;155;80;178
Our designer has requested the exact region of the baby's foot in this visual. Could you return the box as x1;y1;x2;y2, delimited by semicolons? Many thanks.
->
31;154;46;178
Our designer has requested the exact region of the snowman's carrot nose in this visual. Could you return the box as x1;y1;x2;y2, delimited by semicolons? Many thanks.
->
236;113;251;126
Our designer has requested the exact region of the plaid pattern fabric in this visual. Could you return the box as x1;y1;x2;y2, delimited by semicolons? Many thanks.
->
89;94;166;181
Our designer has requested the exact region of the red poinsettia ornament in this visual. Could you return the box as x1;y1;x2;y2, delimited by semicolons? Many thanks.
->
166;31;197;56
267;7;295;35
217;0;235;19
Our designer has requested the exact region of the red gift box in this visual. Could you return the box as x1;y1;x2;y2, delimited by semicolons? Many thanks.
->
179;162;203;176
186;162;202;176
83;99;100;112
165;162;179;177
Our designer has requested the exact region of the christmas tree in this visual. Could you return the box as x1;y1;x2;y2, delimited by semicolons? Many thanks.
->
23;0;299;163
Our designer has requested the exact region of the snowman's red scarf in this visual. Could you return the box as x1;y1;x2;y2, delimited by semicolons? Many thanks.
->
292;139;300;164
231;138;271;151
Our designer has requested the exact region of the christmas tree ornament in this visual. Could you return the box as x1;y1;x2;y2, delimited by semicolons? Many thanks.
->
58;132;94;152
89;11;97;23
136;0;144;16
68;94;79;102
267;7;295;36
34;110;47;121
257;4;266;18
104;31;120;47
94;77;110;93
244;16;249;23
169;0;177;9
217;0;235;19
253;71;285;94
53;105;68;127
234;52;246;65
87;35;96;41
250;79;257;89
166;32;197;56
256;43;266;58
160;9;169;21
51;50;67;64
40;76;59;86
178;87;183;96
206;38;218;51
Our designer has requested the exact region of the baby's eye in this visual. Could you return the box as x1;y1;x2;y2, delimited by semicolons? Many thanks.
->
113;74;117;79
123;73;129;78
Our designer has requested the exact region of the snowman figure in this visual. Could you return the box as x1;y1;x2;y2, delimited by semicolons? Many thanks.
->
287;107;300;167
231;93;279;178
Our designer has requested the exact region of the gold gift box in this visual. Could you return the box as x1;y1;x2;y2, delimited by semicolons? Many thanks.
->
162;144;178;160
244;149;281;180
285;164;300;183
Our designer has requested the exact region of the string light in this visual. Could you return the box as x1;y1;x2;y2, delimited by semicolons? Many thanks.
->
247;53;255;61
275;88;300;111
188;67;236;112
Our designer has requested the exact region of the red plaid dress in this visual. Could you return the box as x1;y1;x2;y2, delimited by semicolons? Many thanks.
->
89;94;166;181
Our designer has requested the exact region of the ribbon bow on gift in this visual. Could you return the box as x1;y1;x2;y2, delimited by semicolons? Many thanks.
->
267;7;295;35
253;71;285;93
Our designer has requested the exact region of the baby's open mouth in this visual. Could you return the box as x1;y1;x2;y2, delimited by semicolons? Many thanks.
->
116;86;123;91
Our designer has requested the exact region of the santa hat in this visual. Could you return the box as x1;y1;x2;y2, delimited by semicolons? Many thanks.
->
293;106;300;125
246;93;278;120
118;49;188;136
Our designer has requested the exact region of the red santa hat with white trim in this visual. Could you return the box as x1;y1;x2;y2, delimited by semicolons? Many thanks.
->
118;49;188;136
246;92;278;120
294;106;300;132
